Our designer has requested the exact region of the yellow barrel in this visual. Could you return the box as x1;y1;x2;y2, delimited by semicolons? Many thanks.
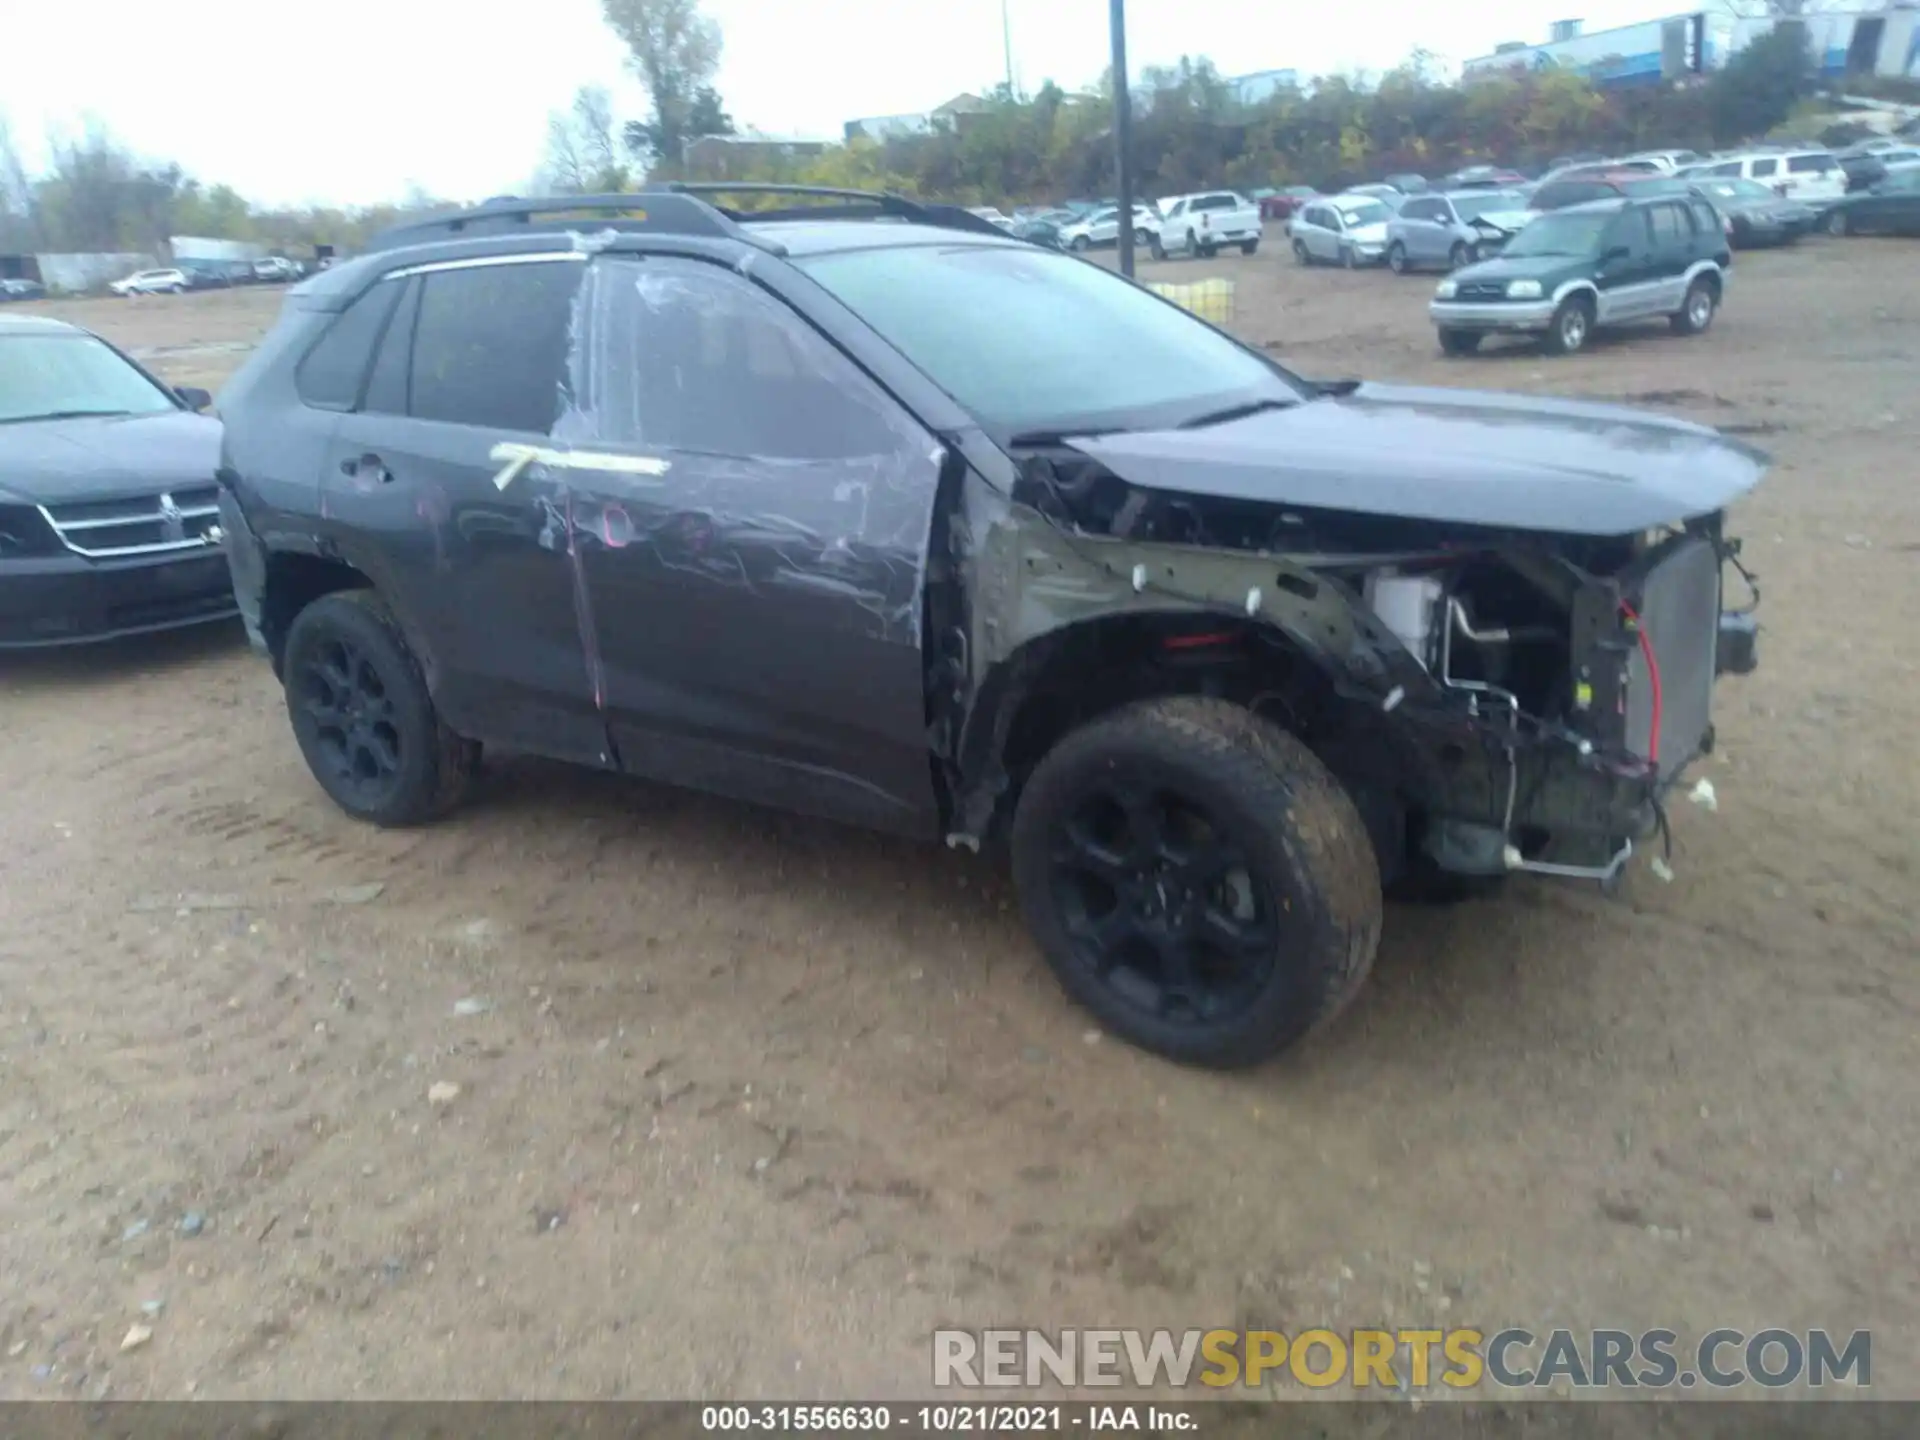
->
1146;277;1236;325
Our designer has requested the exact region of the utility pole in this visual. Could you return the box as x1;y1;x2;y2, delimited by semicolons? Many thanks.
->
1002;0;1016;99
1110;0;1136;277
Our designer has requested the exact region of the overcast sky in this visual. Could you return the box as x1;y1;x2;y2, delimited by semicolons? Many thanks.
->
6;0;1659;208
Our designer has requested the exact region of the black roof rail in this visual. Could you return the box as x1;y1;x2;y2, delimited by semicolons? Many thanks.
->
359;184;1011;257
645;182;1010;239
361;192;751;253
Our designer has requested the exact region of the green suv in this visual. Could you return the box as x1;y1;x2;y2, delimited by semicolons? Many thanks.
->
1429;195;1731;357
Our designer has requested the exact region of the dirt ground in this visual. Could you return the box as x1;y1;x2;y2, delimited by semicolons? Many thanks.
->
2;238;1916;1402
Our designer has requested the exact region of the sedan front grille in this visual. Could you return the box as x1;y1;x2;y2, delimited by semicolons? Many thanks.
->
39;485;222;558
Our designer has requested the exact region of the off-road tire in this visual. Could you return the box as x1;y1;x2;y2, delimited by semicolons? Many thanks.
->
1670;276;1717;335
1542;294;1593;355
1437;327;1483;356
1387;242;1410;274
1010;697;1383;1068
282;590;479;827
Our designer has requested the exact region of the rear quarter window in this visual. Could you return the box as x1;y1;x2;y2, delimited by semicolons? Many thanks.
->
1788;153;1836;173
295;280;403;411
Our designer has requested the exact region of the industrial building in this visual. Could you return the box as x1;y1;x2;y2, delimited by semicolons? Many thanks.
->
1464;8;1920;88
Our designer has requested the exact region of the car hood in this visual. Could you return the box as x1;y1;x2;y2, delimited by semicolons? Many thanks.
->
1466;208;1536;234
1449;252;1587;285
1064;382;1769;536
0;410;222;504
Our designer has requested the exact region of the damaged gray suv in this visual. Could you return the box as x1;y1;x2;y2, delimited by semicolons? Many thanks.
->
215;188;1764;1068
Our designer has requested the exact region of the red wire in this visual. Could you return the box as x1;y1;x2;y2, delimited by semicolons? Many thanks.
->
1620;600;1662;765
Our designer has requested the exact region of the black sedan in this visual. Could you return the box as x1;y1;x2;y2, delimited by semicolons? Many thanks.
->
1688;177;1817;247
0;315;235;648
1818;171;1920;237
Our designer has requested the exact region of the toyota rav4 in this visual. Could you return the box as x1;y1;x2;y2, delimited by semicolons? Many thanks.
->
214;187;1765;1068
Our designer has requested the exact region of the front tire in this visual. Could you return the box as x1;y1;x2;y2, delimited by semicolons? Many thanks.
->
1437;327;1482;356
1386;242;1409;274
1542;294;1593;355
1670;277;1717;335
1448;241;1472;270
1010;698;1383;1068
282;591;479;827
1240;238;1259;255
1293;238;1312;266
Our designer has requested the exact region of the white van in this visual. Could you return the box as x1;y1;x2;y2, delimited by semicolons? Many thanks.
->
1689;150;1847;204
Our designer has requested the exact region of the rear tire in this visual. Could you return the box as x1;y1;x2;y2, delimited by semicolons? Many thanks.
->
1387;242;1409;274
1293;238;1312;265
1437;327;1482;356
282;591;479;827
1542;294;1593;355
1010;697;1383;1068
1070;235;1090;253
1670;277;1717;335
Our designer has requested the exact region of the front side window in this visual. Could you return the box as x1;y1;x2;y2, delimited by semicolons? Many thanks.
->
1750;158;1778;178
0;333;180;424
799;241;1300;437
1788;154;1836;174
408;258;583;434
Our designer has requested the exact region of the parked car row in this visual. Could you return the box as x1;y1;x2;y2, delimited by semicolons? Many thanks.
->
107;254;306;298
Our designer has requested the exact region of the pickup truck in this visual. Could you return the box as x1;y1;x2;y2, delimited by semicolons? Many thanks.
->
1156;191;1263;258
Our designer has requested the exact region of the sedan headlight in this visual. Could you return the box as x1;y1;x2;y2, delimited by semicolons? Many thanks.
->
1506;279;1543;299
1435;279;1458;299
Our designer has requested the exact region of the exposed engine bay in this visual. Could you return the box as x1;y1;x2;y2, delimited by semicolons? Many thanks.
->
949;437;1761;886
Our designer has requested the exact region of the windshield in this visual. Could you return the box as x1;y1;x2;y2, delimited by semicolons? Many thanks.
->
1700;178;1774;201
1503;211;1610;257
799;243;1299;435
1454;191;1527;220
1337;200;1390;227
0;333;178;424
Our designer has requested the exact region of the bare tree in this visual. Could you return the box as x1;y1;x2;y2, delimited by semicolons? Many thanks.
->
600;0;723;171
541;85;626;192
0;114;36;247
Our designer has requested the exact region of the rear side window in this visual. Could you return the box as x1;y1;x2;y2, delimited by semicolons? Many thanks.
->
1788;153;1835;174
408;258;583;434
1689;200;1721;235
1195;195;1232;211
1749;157;1778;177
295;280;403;411
1644;203;1693;244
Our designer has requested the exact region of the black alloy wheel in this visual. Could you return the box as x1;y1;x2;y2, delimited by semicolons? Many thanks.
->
1011;698;1382;1067
295;632;405;810
282;591;477;826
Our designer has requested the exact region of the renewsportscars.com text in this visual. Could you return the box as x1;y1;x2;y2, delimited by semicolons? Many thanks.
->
933;1327;1871;1391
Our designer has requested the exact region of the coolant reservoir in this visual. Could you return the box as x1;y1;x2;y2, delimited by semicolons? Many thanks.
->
1363;572;1443;669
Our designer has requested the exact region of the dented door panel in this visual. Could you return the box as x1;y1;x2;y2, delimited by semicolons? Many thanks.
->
539;253;946;834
